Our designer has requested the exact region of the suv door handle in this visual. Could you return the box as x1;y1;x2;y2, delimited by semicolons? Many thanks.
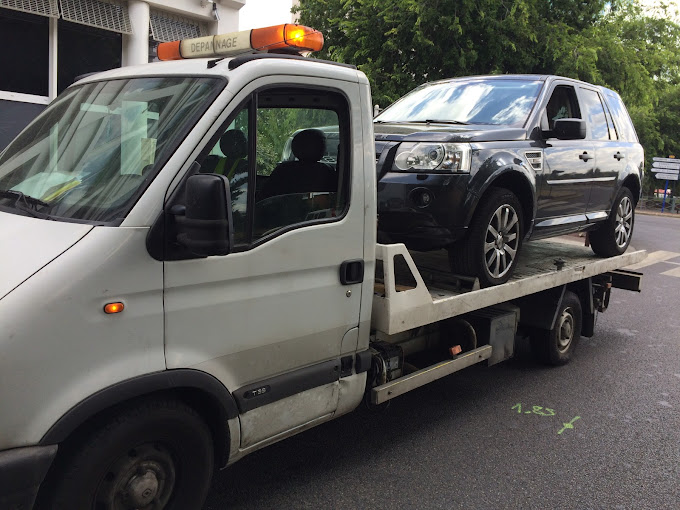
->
340;260;364;285
579;152;593;162
614;152;625;161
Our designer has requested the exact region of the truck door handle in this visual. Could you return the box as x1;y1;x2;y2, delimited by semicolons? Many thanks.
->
340;260;364;285
614;152;625;161
579;152;593;162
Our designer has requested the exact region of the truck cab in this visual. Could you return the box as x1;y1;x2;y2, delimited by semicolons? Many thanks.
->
0;36;376;508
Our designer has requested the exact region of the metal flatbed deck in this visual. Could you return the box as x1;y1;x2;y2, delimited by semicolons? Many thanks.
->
371;238;646;335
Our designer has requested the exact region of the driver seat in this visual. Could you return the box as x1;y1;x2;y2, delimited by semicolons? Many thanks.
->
261;129;336;199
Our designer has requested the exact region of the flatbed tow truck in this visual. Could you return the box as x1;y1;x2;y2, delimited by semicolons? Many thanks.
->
370;239;644;404
0;24;645;510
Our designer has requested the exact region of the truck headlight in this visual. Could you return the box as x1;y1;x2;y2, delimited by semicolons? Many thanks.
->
393;142;471;173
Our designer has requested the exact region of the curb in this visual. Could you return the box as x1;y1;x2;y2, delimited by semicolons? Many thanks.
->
636;209;680;219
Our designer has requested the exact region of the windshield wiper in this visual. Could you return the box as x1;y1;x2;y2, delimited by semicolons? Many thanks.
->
0;190;54;219
375;119;469;125
421;119;469;125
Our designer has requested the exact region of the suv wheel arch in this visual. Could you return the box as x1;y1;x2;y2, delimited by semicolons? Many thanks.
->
470;168;536;239
621;174;641;206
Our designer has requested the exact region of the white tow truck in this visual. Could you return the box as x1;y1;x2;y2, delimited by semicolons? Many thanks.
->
0;25;645;510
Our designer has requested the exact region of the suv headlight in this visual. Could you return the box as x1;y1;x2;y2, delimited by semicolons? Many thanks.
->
392;142;471;173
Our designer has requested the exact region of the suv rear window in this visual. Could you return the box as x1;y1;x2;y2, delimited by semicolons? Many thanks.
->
602;90;638;142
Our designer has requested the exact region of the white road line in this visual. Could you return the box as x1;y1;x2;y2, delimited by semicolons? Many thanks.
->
626;250;680;270
660;266;680;278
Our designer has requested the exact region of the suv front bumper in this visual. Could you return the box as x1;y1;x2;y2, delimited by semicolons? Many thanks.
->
0;445;57;509
377;171;472;250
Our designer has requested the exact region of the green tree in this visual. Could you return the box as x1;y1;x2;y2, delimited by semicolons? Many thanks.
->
295;0;680;196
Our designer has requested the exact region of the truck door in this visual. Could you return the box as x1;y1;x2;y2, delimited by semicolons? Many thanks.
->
162;78;365;449
535;83;594;235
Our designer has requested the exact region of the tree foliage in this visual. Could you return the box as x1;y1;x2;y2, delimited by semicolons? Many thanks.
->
294;0;680;194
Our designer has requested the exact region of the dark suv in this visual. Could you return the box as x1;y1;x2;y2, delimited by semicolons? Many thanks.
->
374;74;643;286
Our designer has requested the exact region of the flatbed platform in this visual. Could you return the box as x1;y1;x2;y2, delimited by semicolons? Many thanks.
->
371;238;646;335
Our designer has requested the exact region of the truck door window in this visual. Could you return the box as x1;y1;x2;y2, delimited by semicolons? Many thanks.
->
202;107;249;244
580;88;610;140
193;87;350;251
253;104;344;239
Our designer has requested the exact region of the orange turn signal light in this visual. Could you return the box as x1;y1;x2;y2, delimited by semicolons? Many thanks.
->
104;302;125;314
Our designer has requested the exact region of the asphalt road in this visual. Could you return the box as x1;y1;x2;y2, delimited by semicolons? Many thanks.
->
204;212;680;510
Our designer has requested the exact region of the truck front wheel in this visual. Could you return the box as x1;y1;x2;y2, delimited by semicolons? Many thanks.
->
43;397;214;510
530;290;582;366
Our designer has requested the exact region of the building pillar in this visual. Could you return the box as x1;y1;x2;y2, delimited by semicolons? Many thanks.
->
122;0;151;66
48;16;58;100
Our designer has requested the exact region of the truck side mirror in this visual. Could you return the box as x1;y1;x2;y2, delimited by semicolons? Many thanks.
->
553;118;586;140
176;173;233;257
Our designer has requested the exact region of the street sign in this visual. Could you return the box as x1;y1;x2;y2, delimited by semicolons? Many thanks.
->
651;167;680;175
652;161;680;170
654;173;679;181
653;157;679;163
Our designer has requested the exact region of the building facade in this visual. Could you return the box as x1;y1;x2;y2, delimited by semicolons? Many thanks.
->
0;0;245;149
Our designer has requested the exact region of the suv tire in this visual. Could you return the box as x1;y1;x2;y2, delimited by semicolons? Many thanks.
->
44;397;214;510
590;187;635;257
449;187;523;287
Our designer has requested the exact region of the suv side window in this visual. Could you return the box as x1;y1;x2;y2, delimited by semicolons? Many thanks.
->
545;85;582;131
196;87;350;250
580;88;610;140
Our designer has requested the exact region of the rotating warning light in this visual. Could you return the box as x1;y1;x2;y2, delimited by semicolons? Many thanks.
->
157;24;323;61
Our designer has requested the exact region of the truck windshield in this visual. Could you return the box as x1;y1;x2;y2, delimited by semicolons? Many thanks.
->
0;76;221;224
375;78;543;127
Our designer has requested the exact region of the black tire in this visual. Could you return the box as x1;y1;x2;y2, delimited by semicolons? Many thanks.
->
531;290;582;366
44;398;214;510
590;187;635;257
449;187;523;287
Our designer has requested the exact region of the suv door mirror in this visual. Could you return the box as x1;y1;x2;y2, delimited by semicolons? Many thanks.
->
553;118;586;140
176;173;233;257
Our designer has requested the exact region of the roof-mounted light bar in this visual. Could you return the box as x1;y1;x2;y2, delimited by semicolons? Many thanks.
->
157;23;323;61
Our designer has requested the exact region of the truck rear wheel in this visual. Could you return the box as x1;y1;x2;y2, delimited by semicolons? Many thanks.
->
530;290;582;365
44;397;214;510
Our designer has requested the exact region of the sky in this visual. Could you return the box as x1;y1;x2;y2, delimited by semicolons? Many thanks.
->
238;0;295;30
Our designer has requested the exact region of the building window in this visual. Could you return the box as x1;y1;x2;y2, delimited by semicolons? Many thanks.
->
0;9;48;96
57;20;121;93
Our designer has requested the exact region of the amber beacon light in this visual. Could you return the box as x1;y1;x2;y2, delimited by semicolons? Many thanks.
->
157;24;323;61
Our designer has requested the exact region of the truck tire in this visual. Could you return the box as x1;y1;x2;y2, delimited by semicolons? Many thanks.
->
589;187;635;257
44;397;214;510
531;291;582;365
449;187;523;287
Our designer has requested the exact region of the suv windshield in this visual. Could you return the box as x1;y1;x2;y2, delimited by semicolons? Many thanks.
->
0;76;221;224
375;78;543;127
